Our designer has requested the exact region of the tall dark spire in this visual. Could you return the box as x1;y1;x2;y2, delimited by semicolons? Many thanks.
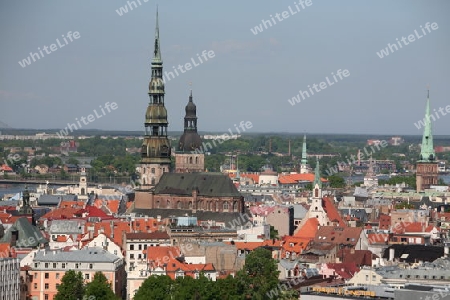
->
139;9;171;188
152;7;162;64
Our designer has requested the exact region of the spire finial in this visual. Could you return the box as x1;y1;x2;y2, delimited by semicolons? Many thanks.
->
152;7;162;63
189;82;193;100
427;83;430;98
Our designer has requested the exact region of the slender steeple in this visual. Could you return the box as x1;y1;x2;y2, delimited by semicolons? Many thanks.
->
300;135;308;173
139;9;171;188
419;89;435;162
313;157;322;188
152;7;162;64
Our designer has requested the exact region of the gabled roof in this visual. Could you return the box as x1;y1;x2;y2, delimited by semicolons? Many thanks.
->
314;226;362;247
0;243;11;258
282;236;310;254
229;173;260;183
40;207;79;220
0;217;47;247
322;197;346;227
336;249;373;266
326;262;360;279
155;172;241;197
294;217;319;240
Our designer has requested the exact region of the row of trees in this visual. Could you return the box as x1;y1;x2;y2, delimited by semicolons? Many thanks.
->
54;271;119;300
134;248;298;300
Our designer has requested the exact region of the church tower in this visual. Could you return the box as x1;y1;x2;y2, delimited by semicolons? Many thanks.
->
78;167;88;200
300;135;309;174
309;158;327;226
174;90;205;173
416;90;438;192
138;9;171;189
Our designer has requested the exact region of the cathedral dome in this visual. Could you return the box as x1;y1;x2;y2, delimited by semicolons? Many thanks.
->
185;99;196;117
178;132;202;152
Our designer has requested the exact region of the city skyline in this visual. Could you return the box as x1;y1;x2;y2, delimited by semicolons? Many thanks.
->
1;1;449;135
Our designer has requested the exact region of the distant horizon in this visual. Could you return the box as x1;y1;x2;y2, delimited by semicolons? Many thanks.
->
1;127;448;138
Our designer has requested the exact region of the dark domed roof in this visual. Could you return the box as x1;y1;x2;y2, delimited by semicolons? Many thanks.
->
178;132;202;152
185;92;196;117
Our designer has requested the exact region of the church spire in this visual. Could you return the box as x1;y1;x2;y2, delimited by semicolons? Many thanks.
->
419;89;435;162
313;157;322;188
152;7;162;64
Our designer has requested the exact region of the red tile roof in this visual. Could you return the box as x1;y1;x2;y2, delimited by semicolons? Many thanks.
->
326;262;360;279
125;231;169;240
336;249;373;266
278;173;328;185
322;197;345;227
294;217;319;239
0;243;11;258
314;226;362;247
40;207;79;220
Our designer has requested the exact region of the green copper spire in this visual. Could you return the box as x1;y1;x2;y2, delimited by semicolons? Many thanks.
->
419;90;436;162
301;135;307;165
313;157;322;188
152;7;162;64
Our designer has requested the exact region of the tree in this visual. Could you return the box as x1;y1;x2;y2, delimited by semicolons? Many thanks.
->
134;275;173;300
54;270;85;300
84;272;118;300
236;247;280;299
327;174;345;188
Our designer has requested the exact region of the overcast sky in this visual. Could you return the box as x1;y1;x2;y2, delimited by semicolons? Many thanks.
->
1;0;449;135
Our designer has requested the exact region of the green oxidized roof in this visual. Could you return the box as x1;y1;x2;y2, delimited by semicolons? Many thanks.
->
418;92;436;162
0;217;48;248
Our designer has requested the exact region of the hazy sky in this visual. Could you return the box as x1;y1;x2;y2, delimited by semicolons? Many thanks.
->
1;0;449;135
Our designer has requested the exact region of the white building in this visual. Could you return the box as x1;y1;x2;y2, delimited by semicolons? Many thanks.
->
0;257;21;300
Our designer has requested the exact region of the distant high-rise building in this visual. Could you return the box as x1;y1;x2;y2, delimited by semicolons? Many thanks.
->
416;90;438;192
174;90;204;173
300;135;309;174
138;9;171;189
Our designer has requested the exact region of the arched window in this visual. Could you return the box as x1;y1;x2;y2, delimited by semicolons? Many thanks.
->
151;178;156;185
188;201;192;209
166;200;171;208
81;188;85;195
195;157;199;164
156;201;160;208
223;202;229;212
233;201;238;212
189;157;193;164
314;189;319;198
177;201;182;209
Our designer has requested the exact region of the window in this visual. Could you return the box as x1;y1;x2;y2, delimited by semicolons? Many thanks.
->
365;275;369;281
45;273;49;279
138;254;142;259
56;273;60;279
114;250;118;255
56;284;60;289
75;263;80;269
45;263;49;268
130;245;134;250
144;245;148;250
62;263;66;269
45;283;49;289
138;244;142;250
45;295;49;300
89;264;93;269
53;263;57;268
34;272;37;279
85;274;90;280
130;254;134;259
34;283;37;289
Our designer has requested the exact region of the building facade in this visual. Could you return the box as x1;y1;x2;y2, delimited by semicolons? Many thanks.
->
0;258;20;300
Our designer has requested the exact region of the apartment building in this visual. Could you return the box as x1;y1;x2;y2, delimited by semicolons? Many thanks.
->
0;257;20;300
28;247;125;300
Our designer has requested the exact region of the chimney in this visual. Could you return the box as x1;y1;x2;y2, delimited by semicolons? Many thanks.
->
444;246;449;258
110;221;114;239
11;230;19;247
389;248;395;262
